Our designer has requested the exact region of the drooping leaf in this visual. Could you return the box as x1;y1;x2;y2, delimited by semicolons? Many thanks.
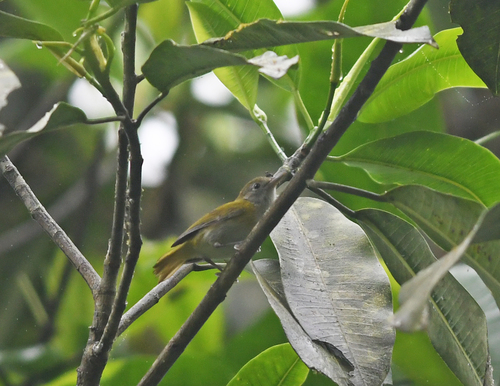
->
0;102;88;157
203;19;437;52
0;10;64;41
333;131;500;206
252;259;352;386
226;343;309;386
357;209;490;386
391;219;481;332
359;28;486;123
270;198;394;386
141;41;297;93
450;0;500;95
383;185;500;310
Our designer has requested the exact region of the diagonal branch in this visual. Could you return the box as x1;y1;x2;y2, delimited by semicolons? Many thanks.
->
0;155;101;292
138;0;429;384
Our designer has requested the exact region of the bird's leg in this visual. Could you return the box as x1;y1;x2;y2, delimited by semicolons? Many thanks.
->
204;257;225;272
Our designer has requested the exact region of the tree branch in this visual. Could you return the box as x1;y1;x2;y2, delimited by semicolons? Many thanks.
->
138;0;428;383
117;264;194;336
77;5;141;386
0;155;101;292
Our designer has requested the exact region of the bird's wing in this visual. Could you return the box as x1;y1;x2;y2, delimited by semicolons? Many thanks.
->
171;202;245;247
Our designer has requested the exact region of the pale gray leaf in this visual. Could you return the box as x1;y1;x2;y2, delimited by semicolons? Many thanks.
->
271;197;394;386
252;259;353;386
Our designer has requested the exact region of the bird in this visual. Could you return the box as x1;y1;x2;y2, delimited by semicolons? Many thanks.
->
153;174;282;282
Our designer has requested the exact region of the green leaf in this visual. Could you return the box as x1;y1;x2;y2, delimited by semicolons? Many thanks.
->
357;209;490;386
141;40;297;94
252;259;351;386
359;28;486;123
187;0;299;109
450;0;500;95
334;131;500;206
14;0;89;41
270;198;394;386
227;343;309;386
0;102;88;157
204;19;436;52
384;185;500;311
0;10;64;41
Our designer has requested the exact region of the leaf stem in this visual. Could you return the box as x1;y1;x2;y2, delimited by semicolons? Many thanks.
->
251;105;287;162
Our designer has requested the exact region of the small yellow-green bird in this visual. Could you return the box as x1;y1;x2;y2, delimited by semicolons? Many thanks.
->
153;175;282;282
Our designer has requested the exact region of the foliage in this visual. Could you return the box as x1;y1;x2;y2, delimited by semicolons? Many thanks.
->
0;0;499;385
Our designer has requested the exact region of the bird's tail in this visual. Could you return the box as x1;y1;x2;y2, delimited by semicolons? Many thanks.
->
153;244;197;282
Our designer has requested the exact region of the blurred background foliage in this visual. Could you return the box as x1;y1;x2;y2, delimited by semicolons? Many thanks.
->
0;0;499;385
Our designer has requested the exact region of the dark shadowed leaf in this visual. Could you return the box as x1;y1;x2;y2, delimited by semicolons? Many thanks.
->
470;203;500;244
450;0;500;95
252;259;352;386
0;102;88;157
203;20;436;52
141;41;296;93
334;131;500;206
357;209;490;386
226;343;309;386
270;198;394;386
0;10;64;41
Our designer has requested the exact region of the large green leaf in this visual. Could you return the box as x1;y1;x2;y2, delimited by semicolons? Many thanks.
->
187;0;299;109
0;10;63;41
187;1;259;110
359;28;486;123
270;198;394;386
384;185;500;311
450;0;500;95
357;209;490;386
252;259;352;386
227;343;309;386
0;103;88;157
333;131;500;206
203;19;436;52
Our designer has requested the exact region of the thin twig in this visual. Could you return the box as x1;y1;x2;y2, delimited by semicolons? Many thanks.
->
0;154;114;256
306;180;385;202
0;155;101;292
77;4;140;385
135;92;168;128
40;139;105;343
138;1;428;384
99;2;143;354
117;264;194;336
85;116;127;125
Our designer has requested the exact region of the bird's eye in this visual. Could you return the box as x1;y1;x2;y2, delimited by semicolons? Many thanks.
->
253;182;261;190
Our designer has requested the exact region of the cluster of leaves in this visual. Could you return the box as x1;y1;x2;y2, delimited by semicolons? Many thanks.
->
1;0;500;385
